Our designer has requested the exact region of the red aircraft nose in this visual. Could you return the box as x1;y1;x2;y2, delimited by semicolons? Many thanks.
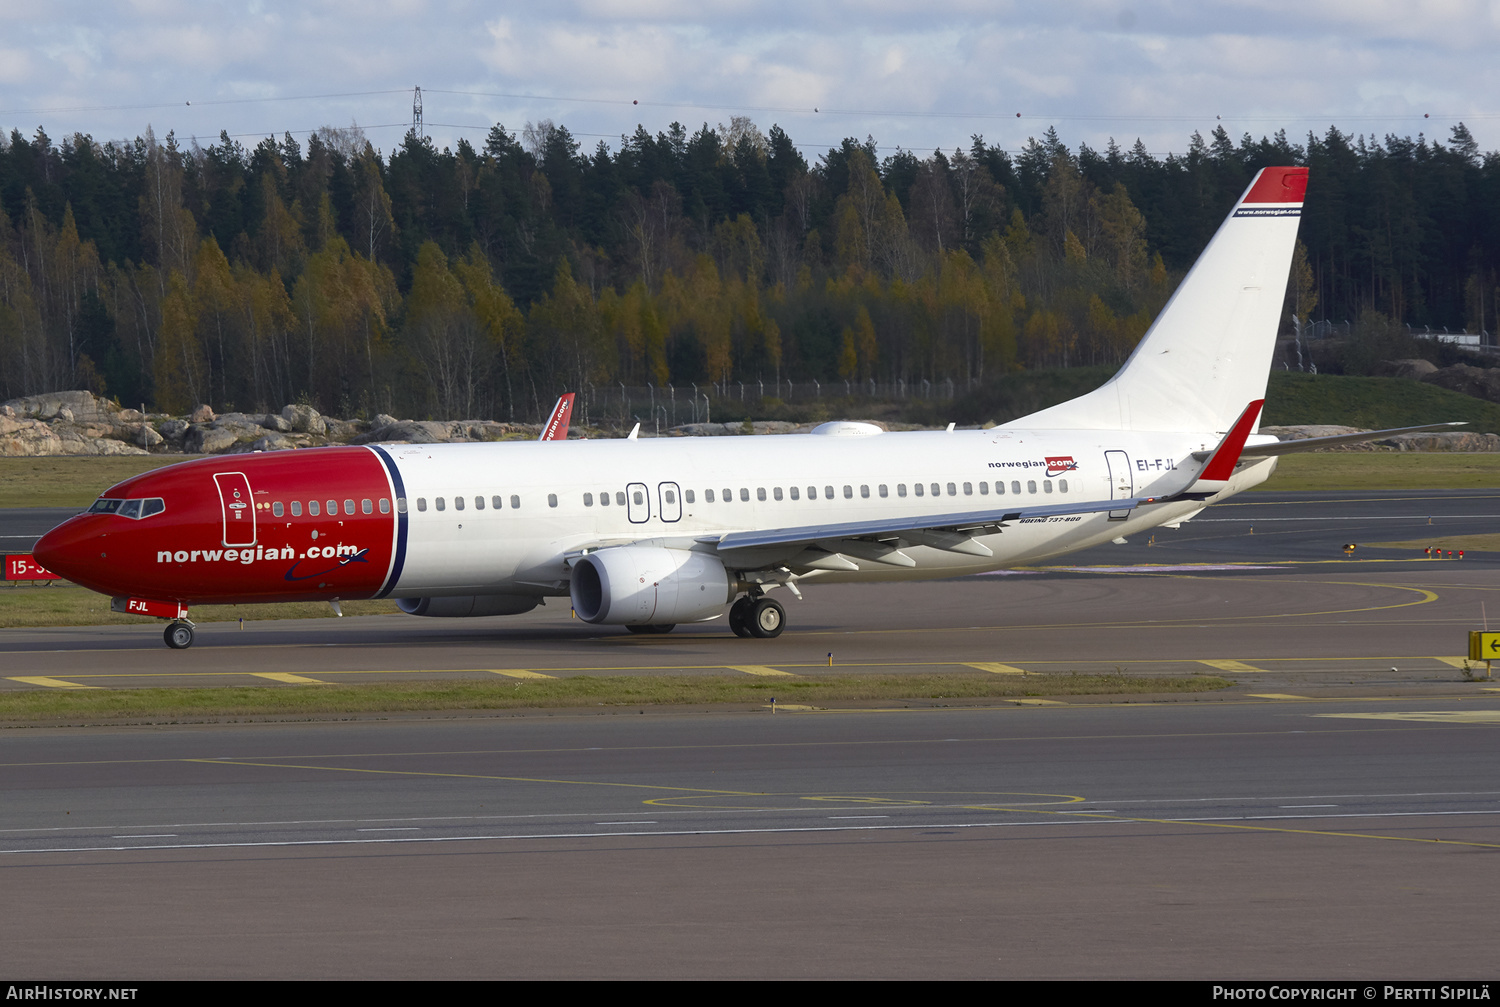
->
33;514;110;589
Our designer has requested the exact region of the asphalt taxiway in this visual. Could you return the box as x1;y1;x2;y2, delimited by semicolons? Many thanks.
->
1;490;1497;978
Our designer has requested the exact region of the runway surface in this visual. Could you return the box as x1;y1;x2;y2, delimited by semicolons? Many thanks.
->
2;489;1498;978
3;698;1499;978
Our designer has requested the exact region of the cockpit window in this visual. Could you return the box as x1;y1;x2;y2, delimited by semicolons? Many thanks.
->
89;497;164;519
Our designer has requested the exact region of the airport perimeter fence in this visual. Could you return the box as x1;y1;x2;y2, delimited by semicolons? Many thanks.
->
573;377;978;430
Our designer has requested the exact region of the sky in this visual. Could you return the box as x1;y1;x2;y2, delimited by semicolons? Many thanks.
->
4;0;1499;162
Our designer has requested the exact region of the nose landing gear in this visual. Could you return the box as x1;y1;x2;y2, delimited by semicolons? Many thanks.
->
164;621;195;649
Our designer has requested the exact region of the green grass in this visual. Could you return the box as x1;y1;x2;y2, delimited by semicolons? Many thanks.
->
1262;372;1500;433
0;456;184;508
0;673;1232;723
1255;452;1500;491
0;584;398;627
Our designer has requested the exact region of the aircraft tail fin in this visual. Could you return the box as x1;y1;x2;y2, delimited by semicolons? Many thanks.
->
1015;166;1308;434
539;393;575;441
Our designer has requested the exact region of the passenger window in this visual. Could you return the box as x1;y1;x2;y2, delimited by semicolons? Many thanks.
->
327;499;338;515
860;485;869;499
493;495;503;509
931;483;941;497
963;482;972;496
548;494;558;508
807;486;817;499
722;487;732;502
455;496;465;511
512;495;522;509
705;489;715;503
396;497;407;514
878;485;888;498
273;501;284;517
362;499;373;514
947;483;957;497
291;500;303;516
416;498;426;512
978;482;988;495
436;497;446;512
584;493;594;507
914;483;924;497
995;482;1004;495
1044;480;1053;494
740;488;750;502
475;496;484;510
789;486;799;500
615;492;625;506
824;486;834;499
598;491;609;506
685;489;695;504
1027;480;1037;494
772;487;782;501
666;489;677;504
633;490;644;505
757;487;767;502
1060;479;1069;493
381;498;391;514
1011;481;1021;495
310;500;321;516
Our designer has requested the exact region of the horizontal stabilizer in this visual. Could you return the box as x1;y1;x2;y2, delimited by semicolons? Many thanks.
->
1240;422;1469;457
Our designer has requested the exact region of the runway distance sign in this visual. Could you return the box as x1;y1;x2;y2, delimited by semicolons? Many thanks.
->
5;554;60;581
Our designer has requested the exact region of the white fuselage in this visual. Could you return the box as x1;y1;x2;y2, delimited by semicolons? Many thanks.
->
383;426;1276;598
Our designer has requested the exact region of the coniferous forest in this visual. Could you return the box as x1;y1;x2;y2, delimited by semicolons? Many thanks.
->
2;117;1497;420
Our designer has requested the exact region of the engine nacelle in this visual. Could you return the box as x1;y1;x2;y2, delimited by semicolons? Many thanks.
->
570;546;733;625
396;595;542;618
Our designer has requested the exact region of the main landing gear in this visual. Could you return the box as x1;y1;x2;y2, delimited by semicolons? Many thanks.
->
728;595;785;639
164;621;195;649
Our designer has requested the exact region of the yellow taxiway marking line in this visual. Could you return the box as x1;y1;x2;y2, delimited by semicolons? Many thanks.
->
728;665;794;677
1435;656;1473;669
1010;698;1065;706
1315;711;1500;724
1246;693;1312;700
488;669;555;679
5;676;99;689
250;672;327;685
185;759;761;796
965;662;1027;675
765;704;815;711
1199;659;1267;674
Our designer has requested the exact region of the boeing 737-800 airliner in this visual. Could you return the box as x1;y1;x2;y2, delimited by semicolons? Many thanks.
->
30;166;1454;649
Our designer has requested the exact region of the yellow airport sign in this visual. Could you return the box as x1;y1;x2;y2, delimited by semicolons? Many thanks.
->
1468;632;1500;662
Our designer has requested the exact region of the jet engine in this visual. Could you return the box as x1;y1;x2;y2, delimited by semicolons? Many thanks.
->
396;595;542;617
569;546;733;625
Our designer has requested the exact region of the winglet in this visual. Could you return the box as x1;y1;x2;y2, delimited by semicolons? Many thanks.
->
539;393;574;441
1197;399;1265;484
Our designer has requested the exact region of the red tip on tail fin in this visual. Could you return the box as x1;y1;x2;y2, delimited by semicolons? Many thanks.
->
539;393;574;441
1199;400;1265;482
1242;167;1308;204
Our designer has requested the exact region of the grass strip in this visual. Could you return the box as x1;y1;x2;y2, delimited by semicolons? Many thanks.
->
0;585;399;627
1255;452;1500;491
0;673;1231;723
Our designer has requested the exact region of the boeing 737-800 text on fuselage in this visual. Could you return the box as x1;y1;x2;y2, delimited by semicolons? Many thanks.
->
35;167;1413;649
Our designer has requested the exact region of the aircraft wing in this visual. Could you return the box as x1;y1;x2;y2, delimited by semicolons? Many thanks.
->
1235;421;1469;457
704;494;1157;568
